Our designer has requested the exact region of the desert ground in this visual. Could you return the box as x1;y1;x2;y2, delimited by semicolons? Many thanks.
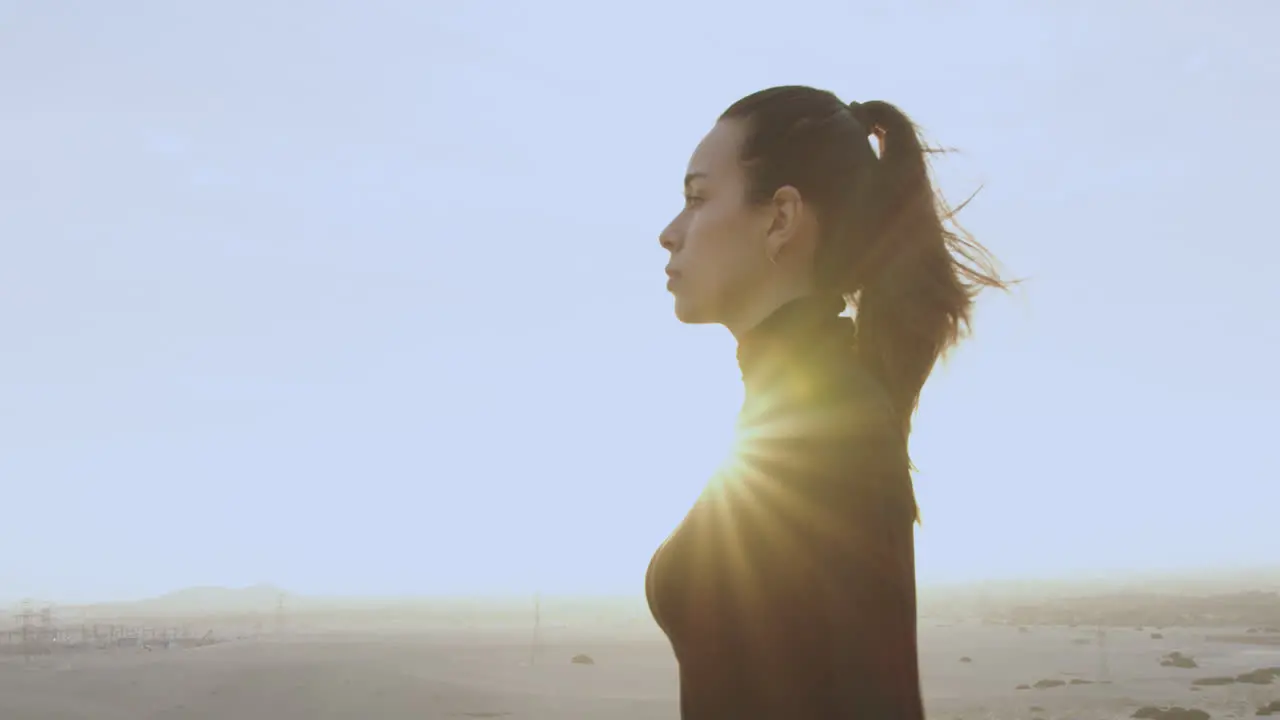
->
2;617;1278;720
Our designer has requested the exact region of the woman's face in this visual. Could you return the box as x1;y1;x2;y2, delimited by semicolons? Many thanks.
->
659;120;773;326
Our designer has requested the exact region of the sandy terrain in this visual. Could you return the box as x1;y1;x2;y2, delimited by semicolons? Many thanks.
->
2;622;1278;719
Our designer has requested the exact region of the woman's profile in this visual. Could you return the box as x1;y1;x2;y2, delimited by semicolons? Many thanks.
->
646;85;1008;719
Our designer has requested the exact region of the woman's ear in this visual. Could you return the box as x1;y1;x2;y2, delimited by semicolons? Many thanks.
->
764;184;804;264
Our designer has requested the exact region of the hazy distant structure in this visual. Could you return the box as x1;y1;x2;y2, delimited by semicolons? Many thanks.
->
40;604;55;642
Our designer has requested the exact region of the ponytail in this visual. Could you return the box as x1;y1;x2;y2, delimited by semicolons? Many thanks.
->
846;100;1008;437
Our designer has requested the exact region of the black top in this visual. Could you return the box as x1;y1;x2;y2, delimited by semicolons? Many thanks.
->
646;295;925;720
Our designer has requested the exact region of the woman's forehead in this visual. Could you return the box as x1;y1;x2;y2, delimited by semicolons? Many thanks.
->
686;120;746;183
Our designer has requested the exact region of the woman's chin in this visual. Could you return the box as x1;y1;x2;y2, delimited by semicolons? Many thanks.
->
672;296;711;325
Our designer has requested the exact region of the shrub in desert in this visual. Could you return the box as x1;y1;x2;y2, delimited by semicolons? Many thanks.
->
1236;668;1276;685
1192;677;1235;687
1131;706;1210;720
1161;651;1197;669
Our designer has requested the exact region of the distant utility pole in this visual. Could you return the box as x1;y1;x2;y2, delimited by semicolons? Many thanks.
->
1096;624;1110;682
275;592;286;636
15;599;37;663
529;591;542;666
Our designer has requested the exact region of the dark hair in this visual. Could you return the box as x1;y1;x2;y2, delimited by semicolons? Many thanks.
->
722;86;1009;438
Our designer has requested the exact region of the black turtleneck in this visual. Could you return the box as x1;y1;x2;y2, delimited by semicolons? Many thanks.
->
646;295;924;720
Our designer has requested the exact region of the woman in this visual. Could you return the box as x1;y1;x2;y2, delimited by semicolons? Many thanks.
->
646;85;1008;719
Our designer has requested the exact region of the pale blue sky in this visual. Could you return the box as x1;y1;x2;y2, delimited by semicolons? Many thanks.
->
1;1;1276;603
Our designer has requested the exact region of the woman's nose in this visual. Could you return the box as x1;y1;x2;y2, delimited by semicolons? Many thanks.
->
659;223;678;251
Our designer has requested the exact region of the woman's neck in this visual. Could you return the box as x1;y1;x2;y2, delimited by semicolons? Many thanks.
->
735;293;850;388
723;284;815;341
